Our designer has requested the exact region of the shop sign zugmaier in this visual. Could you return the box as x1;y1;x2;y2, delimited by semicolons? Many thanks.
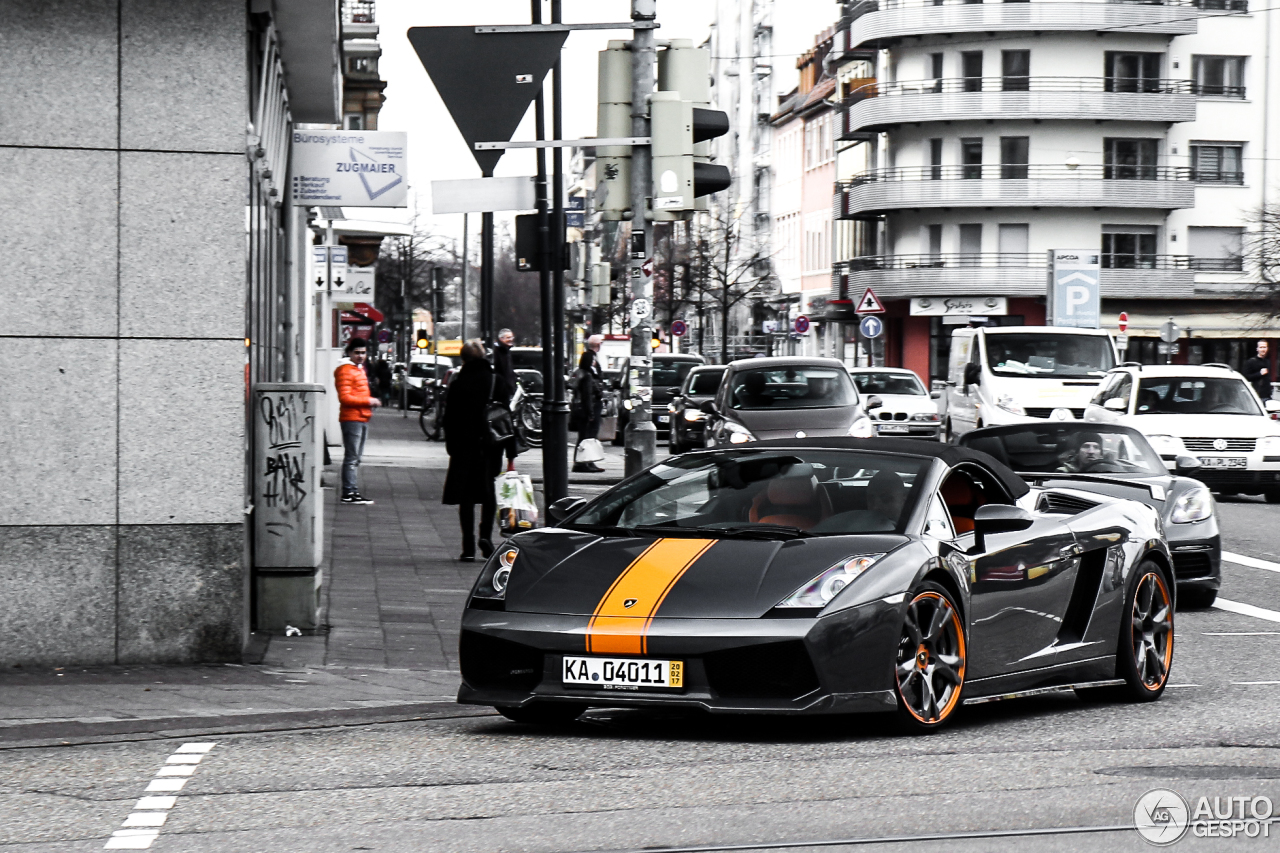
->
292;131;408;207
910;297;1008;317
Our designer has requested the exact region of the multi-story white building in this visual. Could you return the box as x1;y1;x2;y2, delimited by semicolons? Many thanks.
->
828;0;1278;382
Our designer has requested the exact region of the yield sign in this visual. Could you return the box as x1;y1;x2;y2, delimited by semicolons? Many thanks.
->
407;27;568;175
855;286;885;314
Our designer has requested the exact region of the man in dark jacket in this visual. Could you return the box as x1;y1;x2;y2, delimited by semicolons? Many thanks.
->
1244;341;1273;401
491;328;520;461
573;335;606;473
442;340;504;561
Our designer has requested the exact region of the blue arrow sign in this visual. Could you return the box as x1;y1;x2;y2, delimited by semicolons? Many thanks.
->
860;315;883;339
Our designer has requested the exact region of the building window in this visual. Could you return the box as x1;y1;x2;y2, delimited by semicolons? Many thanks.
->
926;224;943;261
962;51;983;92
929;53;944;93
1188;226;1244;270
349;56;377;74
345;113;364;130
1104;138;1159;180
1002;51;1030;91
998;223;1029;257
1102;226;1158;268
1000;136;1028;179
1192;56;1245;97
958;224;983;265
1191;143;1244;184
929;138;943;180
804;122;815;169
961;138;983;179
1105;52;1163;93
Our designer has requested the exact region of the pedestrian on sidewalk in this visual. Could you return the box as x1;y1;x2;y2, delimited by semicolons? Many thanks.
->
442;339;504;561
336;337;381;505
1244;340;1273;401
492;328;521;462
573;334;606;473
374;356;393;407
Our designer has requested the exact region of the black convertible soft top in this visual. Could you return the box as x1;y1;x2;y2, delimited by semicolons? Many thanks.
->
709;436;1031;499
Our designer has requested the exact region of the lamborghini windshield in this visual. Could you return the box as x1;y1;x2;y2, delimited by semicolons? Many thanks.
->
569;449;930;536
961;424;1165;476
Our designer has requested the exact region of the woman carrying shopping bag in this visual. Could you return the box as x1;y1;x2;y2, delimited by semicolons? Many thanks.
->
442;340;506;561
573;334;607;473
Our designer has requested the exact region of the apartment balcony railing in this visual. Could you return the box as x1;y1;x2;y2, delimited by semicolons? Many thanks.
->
342;0;375;23
832;0;1209;57
835;165;1195;215
839;76;1195;137
1190;83;1247;98
829;253;1199;300
1191;170;1245;184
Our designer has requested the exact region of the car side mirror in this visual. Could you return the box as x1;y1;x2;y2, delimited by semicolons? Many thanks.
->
1174;455;1202;476
1103;397;1127;412
547;496;588;526
972;504;1034;552
700;399;718;415
1266;400;1280;413
930;390;942;399
866;395;883;410
963;363;982;386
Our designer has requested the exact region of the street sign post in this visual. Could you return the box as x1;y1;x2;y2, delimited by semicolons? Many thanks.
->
1160;318;1180;343
1047;249;1101;328
855;287;885;314
860;315;883;339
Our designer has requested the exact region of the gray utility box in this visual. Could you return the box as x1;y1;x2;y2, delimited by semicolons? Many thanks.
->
252;383;325;631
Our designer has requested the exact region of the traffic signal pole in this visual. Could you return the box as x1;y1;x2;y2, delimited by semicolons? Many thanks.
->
624;0;658;477
545;0;570;501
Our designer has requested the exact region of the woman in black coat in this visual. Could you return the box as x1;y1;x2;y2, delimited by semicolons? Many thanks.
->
442;341;505;561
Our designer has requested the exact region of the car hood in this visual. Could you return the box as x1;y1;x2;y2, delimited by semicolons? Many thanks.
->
502;528;908;618
1126;413;1279;439
732;405;861;440
870;394;937;416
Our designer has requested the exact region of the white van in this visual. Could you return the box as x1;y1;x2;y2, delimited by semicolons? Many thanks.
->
944;326;1119;440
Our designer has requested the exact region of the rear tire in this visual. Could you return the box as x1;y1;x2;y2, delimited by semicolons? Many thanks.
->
894;582;967;733
496;703;586;725
1115;561;1175;702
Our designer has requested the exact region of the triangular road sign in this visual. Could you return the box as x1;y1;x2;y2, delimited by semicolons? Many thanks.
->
407;27;568;175
855;286;885;314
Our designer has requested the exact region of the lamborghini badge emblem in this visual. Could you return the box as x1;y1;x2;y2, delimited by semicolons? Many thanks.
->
624;598;638;608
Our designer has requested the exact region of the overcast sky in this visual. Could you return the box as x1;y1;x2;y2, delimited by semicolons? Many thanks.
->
364;0;841;240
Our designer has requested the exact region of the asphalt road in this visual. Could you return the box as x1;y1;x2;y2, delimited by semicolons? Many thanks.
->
3;499;1279;853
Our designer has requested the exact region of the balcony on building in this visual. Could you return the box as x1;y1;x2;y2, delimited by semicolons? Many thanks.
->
830;253;1198;302
835;0;1210;52
839;76;1195;139
835;163;1195;216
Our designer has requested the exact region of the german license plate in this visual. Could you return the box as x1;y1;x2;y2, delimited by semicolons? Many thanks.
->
877;424;908;433
563;656;683;690
1199;456;1247;469
657;414;669;423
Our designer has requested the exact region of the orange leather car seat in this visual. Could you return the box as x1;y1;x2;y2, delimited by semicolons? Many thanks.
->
941;476;977;533
750;476;831;530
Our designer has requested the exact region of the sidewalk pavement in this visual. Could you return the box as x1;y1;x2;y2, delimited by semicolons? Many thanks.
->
0;408;630;749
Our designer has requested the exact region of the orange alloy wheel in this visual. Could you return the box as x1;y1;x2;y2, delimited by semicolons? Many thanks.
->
1129;570;1174;692
895;587;966;728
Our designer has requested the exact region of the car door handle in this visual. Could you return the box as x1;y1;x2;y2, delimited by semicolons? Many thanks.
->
1059;543;1083;557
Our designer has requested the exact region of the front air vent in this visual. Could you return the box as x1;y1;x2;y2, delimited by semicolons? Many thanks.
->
1037;491;1100;515
704;640;820;700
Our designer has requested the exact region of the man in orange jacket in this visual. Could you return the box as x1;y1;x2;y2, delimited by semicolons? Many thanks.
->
335;337;381;504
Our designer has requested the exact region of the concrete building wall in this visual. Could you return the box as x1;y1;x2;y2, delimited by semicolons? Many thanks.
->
0;0;248;666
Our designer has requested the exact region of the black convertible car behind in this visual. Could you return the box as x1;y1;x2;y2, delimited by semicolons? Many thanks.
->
459;438;1174;732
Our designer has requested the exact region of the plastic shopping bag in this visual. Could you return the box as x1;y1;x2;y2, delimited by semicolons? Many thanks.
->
574;438;605;464
495;469;539;536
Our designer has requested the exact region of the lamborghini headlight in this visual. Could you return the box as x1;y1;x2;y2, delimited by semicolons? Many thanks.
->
1169;485;1213;524
725;422;755;444
473;545;519;600
776;555;884;608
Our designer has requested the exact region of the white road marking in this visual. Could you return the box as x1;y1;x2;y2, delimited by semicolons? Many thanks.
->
1221;551;1280;573
1214;598;1280;624
1168;684;1199;688
1202;631;1280;636
1232;681;1280;686
105;742;216;849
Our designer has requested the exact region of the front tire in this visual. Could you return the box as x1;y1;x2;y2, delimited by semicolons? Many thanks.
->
496;703;586;725
894;582;967;733
1116;561;1175;702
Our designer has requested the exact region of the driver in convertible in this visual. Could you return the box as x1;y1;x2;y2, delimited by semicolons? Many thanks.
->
1059;431;1105;473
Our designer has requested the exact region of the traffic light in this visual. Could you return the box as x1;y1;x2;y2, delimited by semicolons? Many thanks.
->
416;329;429;350
653;40;731;218
515;214;571;272
596;41;632;221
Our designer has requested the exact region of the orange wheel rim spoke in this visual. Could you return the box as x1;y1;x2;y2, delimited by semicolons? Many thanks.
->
896;591;965;724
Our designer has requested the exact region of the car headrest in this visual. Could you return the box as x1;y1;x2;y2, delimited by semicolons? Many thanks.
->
941;477;973;505
767;475;817;506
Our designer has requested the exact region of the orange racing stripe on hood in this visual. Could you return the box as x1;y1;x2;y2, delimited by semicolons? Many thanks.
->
586;538;717;655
